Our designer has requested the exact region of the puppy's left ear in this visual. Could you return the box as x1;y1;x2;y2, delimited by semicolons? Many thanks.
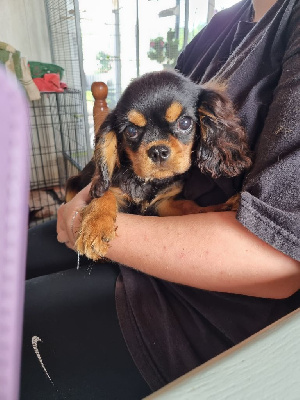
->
90;112;119;198
195;83;252;178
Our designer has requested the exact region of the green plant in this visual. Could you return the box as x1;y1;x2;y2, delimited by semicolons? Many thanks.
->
96;51;112;73
148;29;179;67
148;36;166;64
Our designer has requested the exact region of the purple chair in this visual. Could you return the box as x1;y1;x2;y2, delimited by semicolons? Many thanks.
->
0;66;29;400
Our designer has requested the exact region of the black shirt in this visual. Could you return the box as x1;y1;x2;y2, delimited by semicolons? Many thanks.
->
116;0;300;391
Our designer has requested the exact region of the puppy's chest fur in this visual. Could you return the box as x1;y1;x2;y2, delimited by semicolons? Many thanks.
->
111;166;183;215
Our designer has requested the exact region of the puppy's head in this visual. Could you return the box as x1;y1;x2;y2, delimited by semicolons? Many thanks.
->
116;70;201;181
91;70;251;197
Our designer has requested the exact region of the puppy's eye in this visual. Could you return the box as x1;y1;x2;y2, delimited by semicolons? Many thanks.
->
178;116;192;131
125;125;139;140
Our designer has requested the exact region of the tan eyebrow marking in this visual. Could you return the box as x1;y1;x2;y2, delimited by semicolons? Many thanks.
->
127;110;147;127
165;102;183;123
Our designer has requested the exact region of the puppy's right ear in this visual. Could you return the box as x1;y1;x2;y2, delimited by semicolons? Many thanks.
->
90;112;119;198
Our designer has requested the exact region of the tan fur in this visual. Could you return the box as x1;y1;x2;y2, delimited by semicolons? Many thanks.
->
65;190;77;203
165;102;183;123
143;181;240;216
156;191;241;216
110;187;131;209
94;131;119;179
125;137;194;180
157;198;204;216
127;110;147;127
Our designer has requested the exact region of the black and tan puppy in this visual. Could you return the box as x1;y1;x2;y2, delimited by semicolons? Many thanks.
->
66;70;251;261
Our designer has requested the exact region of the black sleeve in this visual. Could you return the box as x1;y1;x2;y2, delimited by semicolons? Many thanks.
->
237;1;300;261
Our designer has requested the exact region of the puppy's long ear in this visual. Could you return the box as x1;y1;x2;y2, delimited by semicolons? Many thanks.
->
195;83;252;178
90;112;119;198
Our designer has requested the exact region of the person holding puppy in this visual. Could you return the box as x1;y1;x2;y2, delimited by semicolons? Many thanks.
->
22;0;300;399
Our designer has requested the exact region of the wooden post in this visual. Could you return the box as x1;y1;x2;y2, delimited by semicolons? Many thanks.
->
91;81;109;135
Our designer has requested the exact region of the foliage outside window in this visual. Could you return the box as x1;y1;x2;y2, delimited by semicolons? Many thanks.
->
96;51;112;73
148;29;179;67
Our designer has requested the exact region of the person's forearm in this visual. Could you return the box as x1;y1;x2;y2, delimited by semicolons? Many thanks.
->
106;211;300;299
57;186;299;299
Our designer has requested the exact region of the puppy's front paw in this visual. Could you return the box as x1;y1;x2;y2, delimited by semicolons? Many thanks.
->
75;193;117;261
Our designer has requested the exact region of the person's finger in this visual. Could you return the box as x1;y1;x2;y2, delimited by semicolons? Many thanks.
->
56;203;68;239
64;240;76;250
57;234;67;244
56;183;92;249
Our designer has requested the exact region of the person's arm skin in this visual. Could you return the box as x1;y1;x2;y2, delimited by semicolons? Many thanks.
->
57;185;300;300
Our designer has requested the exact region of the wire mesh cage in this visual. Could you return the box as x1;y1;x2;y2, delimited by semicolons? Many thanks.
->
45;0;85;91
29;0;91;226
29;90;90;226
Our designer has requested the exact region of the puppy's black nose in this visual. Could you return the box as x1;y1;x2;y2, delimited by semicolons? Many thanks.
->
147;145;170;163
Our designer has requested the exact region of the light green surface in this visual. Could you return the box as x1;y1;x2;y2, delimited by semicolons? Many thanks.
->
145;308;300;400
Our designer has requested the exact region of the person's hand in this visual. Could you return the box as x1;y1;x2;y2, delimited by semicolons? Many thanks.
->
56;183;92;250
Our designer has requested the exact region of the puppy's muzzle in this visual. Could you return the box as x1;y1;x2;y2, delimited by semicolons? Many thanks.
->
147;145;170;163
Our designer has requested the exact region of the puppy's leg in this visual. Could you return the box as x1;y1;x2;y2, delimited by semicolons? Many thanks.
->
147;183;204;216
154;187;240;217
76;190;118;261
65;175;82;202
156;198;206;216
75;187;129;261
65;160;96;202
213;193;240;212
